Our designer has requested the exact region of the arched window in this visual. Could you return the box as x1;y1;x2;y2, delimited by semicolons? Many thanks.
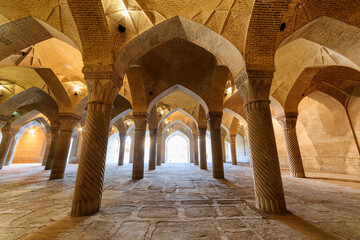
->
165;131;190;163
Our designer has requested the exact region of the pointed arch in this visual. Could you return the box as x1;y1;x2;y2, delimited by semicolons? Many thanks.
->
0;16;81;62
158;108;198;129
162;120;193;136
147;84;208;114
223;108;247;127
115;16;245;81
278;17;360;67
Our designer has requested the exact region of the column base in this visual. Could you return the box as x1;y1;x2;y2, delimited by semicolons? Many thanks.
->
213;172;224;179
232;162;237;166
118;163;124;166
49;169;64;180
132;175;143;180
256;196;287;214
291;171;305;178
71;198;101;217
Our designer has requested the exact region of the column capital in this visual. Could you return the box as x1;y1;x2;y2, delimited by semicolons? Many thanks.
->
133;113;148;130
198;126;207;133
85;77;120;106
1;127;17;139
237;69;274;104
230;134;237;140
277;112;298;130
58;113;80;132
207;112;222;130
0;115;10;129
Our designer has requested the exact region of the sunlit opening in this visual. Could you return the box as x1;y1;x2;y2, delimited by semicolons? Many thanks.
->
206;134;212;162
124;136;131;163
165;131;189;163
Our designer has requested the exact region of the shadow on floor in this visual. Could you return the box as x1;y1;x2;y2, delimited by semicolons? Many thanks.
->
24;214;89;240
274;212;339;240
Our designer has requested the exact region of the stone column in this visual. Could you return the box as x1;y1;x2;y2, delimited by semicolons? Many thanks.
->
221;131;226;163
230;135;237;165
238;70;286;214
193;132;199;166
156;133;162;166
277;113;305;178
129;130;135;163
207;112;224;179
148;128;157;170
50;114;79;180
41;133;52;166
117;133;126;166
5;135;20;166
198;127;207;170
72;75;119;217
0;127;17;169
132;114;148;179
44;126;60;170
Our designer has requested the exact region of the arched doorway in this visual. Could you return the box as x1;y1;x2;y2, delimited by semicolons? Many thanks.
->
165;131;190;163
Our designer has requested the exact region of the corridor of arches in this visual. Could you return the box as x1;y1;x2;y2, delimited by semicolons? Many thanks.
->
1;1;360;239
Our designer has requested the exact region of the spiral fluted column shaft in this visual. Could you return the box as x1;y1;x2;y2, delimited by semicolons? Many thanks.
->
72;77;119;217
45;127;60;170
193;133;199;166
198;127;207;170
0;129;16;169
132;114;148;179
50;115;79;180
283;128;305;178
246;100;286;213
5;136;20;166
208;112;224;179
230;135;237;165
156;134;162;166
148;129;157;170
118;134;126;166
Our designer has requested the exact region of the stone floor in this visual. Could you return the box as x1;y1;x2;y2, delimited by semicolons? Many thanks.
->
0;162;359;240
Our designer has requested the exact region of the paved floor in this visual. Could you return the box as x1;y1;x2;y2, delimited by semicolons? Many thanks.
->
0;163;359;240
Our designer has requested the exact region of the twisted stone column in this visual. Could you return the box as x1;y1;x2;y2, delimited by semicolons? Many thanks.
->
277;113;305;178
118;133;126;166
41;133;52;166
0;126;17;169
44;126;60;170
72;76;119;217
193;132;199;166
207;112;224;179
198;127;207;170
129;130;135;163
230;135;237;165
238;70;286;214
50;114;79;180
156;133;162;166
148;128;157;170
132;114;148;179
5;135;20;166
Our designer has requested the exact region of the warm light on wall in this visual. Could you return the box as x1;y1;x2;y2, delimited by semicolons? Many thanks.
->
28;128;36;135
74;86;80;92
